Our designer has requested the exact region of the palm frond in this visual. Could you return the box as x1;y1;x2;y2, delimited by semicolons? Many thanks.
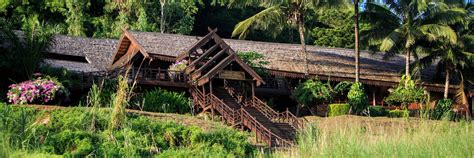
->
232;6;285;39
423;7;467;26
454;74;468;106
380;29;403;52
420;24;457;44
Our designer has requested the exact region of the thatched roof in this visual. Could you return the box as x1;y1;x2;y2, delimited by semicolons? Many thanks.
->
127;31;438;83
43;59;100;72
49;35;117;71
43;31;448;89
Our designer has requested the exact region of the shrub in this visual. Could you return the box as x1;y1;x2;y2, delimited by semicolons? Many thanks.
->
389;109;409;118
432;99;454;120
328;104;350;116
138;88;190;114
0;105;254;157
237;51;269;76
328;104;351;116
6;75;69;104
368;106;388;117
347;82;368;115
292;79;333;107
384;75;427;107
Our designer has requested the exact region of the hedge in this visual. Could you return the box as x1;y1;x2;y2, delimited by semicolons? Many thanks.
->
389;109;409;118
328;103;350;116
369;106;388;117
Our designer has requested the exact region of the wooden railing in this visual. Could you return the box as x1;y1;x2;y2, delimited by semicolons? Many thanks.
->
248;96;305;131
240;108;293;147
259;77;291;90
190;87;207;109
248;96;280;120
277;110;305;130
223;80;245;102
130;68;187;83
208;94;240;125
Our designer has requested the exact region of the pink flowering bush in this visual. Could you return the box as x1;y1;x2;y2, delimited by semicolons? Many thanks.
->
7;74;69;104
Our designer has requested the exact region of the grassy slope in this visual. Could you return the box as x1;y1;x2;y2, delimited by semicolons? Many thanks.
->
1;104;254;157
22;104;227;132
269;115;474;157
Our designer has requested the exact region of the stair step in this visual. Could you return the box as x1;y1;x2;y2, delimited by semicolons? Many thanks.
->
202;87;297;146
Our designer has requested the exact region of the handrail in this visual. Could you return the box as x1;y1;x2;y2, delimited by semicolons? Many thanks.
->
223;80;245;103
208;93;239;125
240;108;293;147
278;110;305;130
130;68;188;83
250;96;280;120
250;96;305;131
190;87;207;109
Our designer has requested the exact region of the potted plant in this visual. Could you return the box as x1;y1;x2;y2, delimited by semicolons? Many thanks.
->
168;60;188;82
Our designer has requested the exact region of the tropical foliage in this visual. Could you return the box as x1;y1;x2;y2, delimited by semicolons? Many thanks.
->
7;75;68;105
368;106;388;117
388;109;409;118
292;79;352;107
0;104;254;157
361;0;465;77
225;0;348;75
416;2;474;98
137;88;190;114
0;17;54;81
311;9;359;49
432;98;454;120
237;51;269;76
0;0;199;38
328;103;350;116
384;75;428;107
347;82;368;115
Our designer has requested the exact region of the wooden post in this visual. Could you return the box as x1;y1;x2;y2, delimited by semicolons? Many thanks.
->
210;81;214;121
372;86;376;106
251;81;255;98
202;85;206;95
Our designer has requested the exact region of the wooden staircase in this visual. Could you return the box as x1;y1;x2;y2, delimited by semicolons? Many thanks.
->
192;87;303;147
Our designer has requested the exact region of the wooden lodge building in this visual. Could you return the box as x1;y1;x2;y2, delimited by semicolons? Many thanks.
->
39;29;471;146
46;29;460;103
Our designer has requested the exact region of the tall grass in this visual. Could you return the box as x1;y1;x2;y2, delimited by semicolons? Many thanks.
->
109;74;133;131
273;119;473;157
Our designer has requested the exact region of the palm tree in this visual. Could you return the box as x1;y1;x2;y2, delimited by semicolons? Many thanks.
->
361;0;462;78
229;0;348;77
417;2;472;98
354;0;360;82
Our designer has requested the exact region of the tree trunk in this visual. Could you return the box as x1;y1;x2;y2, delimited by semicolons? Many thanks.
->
444;68;450;99
354;0;360;82
160;0;166;33
297;18;309;77
405;49;411;78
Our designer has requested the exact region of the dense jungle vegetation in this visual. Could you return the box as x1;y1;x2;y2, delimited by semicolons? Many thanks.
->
0;0;359;47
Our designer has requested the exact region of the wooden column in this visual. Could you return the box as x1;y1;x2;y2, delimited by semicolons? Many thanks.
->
251;81;255;98
372;86;376;106
210;81;214;121
202;85;206;95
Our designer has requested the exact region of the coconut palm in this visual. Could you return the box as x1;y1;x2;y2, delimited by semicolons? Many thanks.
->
229;0;348;76
354;0;360;82
361;0;464;78
417;2;473;99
